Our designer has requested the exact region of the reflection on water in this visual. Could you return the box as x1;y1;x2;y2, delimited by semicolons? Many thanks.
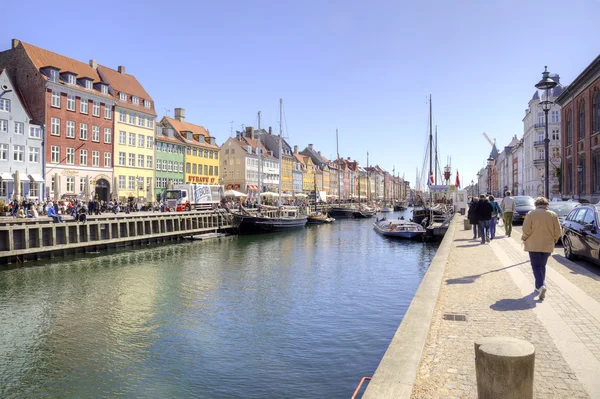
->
0;211;437;399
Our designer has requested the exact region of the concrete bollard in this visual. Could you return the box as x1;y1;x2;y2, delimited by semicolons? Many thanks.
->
463;219;471;230
474;337;535;399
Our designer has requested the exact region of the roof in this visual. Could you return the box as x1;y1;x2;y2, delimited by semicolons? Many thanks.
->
241;137;274;159
97;64;156;115
20;41;101;83
163;116;218;148
294;153;305;164
531;91;540;101
0;68;33;120
556;54;600;105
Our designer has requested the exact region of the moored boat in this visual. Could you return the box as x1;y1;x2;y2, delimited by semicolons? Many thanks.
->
231;206;307;234
329;206;356;219
307;211;335;224
353;206;376;218
373;219;425;239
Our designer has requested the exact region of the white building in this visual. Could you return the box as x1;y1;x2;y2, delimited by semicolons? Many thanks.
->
521;76;564;198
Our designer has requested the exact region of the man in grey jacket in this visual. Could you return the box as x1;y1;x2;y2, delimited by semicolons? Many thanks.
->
501;191;516;237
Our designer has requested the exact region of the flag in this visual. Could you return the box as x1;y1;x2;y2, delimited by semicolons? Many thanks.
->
428;173;434;186
455;170;461;188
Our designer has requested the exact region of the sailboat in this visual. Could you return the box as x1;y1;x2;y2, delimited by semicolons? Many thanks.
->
230;99;308;234
381;175;393;213
352;163;376;218
307;180;335;224
328;129;356;218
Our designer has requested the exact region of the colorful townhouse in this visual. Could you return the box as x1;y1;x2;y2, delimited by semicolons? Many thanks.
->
98;64;155;202
255;127;293;194
161;109;220;185
0;40;116;201
154;121;185;200
292;154;304;194
0;68;43;201
301;155;315;193
300;144;330;194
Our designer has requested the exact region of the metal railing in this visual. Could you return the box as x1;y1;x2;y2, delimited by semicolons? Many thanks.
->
534;140;545;146
535;122;546;128
351;377;372;399
533;158;545;165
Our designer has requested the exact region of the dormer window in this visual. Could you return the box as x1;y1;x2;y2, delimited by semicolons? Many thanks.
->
144;100;150;108
67;74;76;85
119;92;127;102
132;96;139;105
48;69;59;82
101;85;108;95
80;79;93;90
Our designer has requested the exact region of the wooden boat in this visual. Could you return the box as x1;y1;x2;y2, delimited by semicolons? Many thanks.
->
373;219;425;239
329;205;356;219
307;212;335;224
353;206;376;218
380;204;393;213
231;206;307;234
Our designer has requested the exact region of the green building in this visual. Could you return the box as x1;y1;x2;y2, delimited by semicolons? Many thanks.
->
154;123;185;200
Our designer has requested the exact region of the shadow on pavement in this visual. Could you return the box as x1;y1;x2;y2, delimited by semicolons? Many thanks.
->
551;254;600;280
456;243;483;248
490;292;538;311
446;261;529;285
454;238;473;242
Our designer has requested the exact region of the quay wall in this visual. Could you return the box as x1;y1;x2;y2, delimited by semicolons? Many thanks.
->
362;213;458;398
0;211;234;264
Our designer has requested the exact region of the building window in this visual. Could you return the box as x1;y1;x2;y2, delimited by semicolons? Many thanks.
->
51;118;60;136
156;158;160;170
138;134;144;147
147;156;153;169
0;98;11;112
593;152;600;193
51;91;61;108
204;149;208;157
204;165;208;175
80;123;88;140
580;156;586;195
29;147;39;163
138;154;144;168
144;100;150;108
119;92;127;102
66;176;74;193
104;104;112;119
92;125;100;142
85;80;93;90
119;131;126;144
128;176;135;190
104;152;111;167
66;147;75;164
209;151;214;159
129;133;135;146
146;136;153;148
128;153;135;167
179;162;184;173
215;152;218;160
63;120;74;138
67;95;75;111
186;163;191;173
167;161;172;172
138;115;145;127
214;166;218;176
104;128;112;143
128;113;135;124
551;110;559;123
92;101;100;117
51;146;60;163
0;119;6;133
67;74;76;85
593;89;600;135
119;176;126;189
579;100;586;140
101;85;108;95
132;96;139;105
79;178;86;193
146;118;152;128
119;110;126;122
80;98;88;114
48;69;59;82
80;149;88;166
29;183;38;197
14;122;24;135
92;150;100;167
192;164;197;174
119;152;126;166
552;129;559;141
566;110;572;146
0;143;8;160
209;166;213;176
11;145;23;162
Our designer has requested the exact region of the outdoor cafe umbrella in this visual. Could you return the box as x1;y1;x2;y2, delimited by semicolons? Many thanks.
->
260;192;279;197
224;189;247;198
294;193;308;198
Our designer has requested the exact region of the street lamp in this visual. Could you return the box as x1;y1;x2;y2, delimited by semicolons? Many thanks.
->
577;164;583;200
535;66;558;199
487;156;494;195
471;179;474;198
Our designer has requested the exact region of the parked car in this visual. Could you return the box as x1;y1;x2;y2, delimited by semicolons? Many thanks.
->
549;201;580;243
562;204;600;264
506;196;535;224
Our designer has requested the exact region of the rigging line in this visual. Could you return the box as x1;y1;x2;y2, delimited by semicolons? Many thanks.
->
282;101;290;141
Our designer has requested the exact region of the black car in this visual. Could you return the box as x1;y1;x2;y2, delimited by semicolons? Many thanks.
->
549;201;580;225
509;196;535;224
562;204;600;264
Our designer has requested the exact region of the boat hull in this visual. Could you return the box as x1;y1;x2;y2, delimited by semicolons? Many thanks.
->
232;214;308;234
307;216;334;224
372;221;425;239
328;207;355;219
353;209;376;218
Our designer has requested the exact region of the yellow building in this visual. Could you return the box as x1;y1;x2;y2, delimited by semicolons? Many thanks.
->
98;65;156;202
321;164;330;194
162;110;220;185
302;156;315;193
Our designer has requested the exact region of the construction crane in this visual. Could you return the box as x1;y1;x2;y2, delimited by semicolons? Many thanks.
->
483;132;496;148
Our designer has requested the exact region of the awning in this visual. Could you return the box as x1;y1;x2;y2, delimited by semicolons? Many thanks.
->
0;172;13;181
28;174;44;183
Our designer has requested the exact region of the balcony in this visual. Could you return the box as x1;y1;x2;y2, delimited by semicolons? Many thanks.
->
533;158;545;165
535;122;546;129
534;140;545;147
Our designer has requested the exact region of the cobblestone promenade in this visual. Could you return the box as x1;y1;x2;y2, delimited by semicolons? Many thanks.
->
411;218;600;399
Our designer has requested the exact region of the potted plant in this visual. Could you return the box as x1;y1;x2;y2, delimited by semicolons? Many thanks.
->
0;201;8;217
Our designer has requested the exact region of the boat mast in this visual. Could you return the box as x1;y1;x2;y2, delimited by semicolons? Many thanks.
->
393;166;395;203
367;151;370;203
336;128;341;206
434;125;438;185
257;132;262;207
278;98;283;207
429;95;433;189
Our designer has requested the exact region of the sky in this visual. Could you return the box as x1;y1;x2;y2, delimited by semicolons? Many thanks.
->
1;0;599;188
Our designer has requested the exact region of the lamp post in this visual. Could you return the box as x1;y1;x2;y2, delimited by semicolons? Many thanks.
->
471;179;474;198
577;164;583;200
535;66;558;199
487;156;494;195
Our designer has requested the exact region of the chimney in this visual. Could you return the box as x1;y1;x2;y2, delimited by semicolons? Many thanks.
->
245;126;254;139
308;144;313;150
318;151;321;156
11;39;20;49
347;157;350;160
89;59;98;69
294;145;298;154
117;65;126;74
551;73;560;84
268;126;272;135
174;108;185;122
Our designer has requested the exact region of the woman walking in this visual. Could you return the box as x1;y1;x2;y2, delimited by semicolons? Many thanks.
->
488;195;503;240
467;197;479;239
521;197;561;300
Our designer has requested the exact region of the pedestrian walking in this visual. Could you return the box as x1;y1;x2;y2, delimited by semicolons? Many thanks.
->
474;194;493;244
501;190;516;237
521;196;561;300
488;195;503;240
467;197;479;239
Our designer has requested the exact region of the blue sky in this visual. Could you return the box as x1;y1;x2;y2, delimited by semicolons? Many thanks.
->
1;0;599;187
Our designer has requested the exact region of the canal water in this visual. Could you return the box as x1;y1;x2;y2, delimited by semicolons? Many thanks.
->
0;210;438;399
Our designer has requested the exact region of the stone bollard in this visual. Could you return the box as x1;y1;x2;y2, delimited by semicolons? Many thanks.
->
463;218;471;230
474;337;535;399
